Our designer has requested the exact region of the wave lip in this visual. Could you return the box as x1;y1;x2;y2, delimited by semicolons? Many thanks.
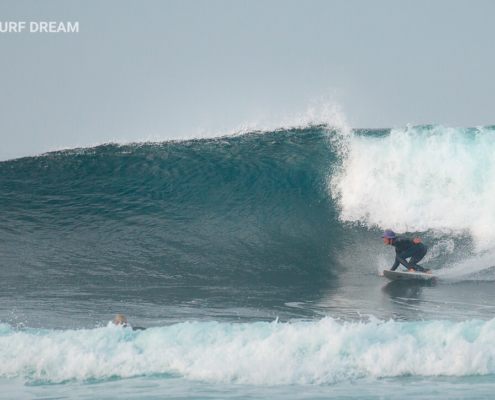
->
1;318;495;385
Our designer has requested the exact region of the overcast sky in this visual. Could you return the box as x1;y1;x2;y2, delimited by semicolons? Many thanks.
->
1;0;494;160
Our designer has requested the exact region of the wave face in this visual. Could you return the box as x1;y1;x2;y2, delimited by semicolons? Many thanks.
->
0;128;344;327
2;317;495;385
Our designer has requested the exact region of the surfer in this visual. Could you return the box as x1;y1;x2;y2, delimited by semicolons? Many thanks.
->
381;229;431;273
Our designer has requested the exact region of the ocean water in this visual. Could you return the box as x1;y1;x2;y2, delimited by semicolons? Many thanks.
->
1;125;495;398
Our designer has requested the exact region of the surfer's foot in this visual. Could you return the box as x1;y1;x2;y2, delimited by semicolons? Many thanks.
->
408;269;415;273
426;270;432;274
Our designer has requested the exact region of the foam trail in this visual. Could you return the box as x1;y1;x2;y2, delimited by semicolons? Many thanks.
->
330;125;495;252
2;318;495;385
436;250;495;281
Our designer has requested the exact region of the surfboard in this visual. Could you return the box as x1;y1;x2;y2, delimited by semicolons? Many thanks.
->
382;269;436;281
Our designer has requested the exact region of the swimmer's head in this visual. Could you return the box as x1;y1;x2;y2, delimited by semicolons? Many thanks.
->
114;314;127;326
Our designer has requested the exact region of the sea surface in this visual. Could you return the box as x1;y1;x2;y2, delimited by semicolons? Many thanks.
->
1;124;495;398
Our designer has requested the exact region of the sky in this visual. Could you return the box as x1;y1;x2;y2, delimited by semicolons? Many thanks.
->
1;0;494;160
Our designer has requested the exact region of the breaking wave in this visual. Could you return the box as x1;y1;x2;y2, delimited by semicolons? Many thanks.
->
2;317;495;384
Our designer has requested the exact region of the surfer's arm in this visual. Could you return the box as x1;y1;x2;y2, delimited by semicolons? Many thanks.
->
391;246;403;270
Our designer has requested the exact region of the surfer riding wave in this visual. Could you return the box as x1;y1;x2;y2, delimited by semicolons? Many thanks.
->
381;230;431;274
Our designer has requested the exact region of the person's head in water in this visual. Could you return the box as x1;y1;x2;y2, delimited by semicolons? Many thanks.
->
381;229;396;245
114;314;128;326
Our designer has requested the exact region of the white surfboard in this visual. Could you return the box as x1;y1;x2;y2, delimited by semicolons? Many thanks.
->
383;269;436;281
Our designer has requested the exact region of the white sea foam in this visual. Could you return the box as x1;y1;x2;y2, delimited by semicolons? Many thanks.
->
330;125;495;252
1;318;495;385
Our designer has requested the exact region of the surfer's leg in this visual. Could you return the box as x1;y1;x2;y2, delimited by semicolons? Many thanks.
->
390;257;400;271
408;244;428;271
398;243;427;271
409;259;428;272
396;254;411;270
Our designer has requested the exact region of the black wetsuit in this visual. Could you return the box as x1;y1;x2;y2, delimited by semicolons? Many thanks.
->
390;236;428;272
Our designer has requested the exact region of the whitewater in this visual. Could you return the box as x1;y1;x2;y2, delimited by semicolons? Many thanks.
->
1;122;495;398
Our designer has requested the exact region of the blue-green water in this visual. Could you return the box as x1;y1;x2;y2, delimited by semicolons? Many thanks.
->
2;125;495;398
